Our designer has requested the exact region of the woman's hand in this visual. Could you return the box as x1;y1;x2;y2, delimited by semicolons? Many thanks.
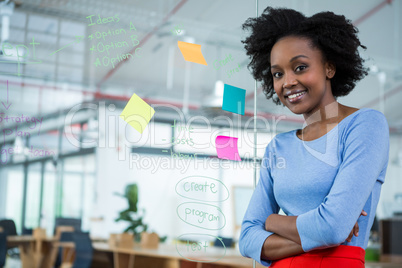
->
345;210;367;242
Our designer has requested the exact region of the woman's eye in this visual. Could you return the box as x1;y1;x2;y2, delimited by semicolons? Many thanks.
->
295;65;307;72
273;72;282;78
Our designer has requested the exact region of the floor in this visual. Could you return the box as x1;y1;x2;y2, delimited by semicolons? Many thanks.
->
4;258;21;268
366;264;402;268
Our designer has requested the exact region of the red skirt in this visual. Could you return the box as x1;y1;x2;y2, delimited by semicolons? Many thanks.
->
270;245;365;268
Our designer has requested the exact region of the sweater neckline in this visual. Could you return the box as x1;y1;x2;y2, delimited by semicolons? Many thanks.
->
294;108;368;143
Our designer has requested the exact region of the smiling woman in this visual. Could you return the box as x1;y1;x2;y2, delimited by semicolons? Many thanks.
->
242;7;368;109
239;6;390;268
269;36;338;118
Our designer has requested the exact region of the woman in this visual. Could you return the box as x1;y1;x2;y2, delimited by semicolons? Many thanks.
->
239;7;389;268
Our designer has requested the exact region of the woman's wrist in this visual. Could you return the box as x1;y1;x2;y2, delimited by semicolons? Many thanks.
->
265;213;276;232
262;234;305;261
265;214;302;245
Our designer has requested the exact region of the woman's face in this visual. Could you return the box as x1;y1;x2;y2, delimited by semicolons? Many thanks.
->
270;36;335;115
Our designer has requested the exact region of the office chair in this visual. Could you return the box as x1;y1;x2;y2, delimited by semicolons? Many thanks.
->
371;216;379;232
54;218;82;234
0;220;17;237
72;232;93;268
22;227;33;235
55;231;75;267
0;232;6;268
214;237;234;248
0;219;19;258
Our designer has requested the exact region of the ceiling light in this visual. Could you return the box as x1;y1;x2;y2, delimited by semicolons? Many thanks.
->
377;72;386;84
214;80;224;97
183;37;195;44
369;64;379;73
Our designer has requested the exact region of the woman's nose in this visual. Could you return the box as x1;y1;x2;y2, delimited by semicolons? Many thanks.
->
283;75;297;88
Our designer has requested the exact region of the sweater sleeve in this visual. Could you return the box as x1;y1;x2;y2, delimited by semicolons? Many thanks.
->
239;147;280;266
296;110;390;252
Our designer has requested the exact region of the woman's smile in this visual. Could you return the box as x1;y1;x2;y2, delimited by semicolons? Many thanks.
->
287;90;307;103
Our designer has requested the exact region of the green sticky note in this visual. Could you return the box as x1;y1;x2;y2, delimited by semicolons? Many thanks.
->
120;93;155;134
222;84;246;115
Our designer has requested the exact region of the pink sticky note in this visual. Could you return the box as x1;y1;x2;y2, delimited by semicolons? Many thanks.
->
215;136;241;161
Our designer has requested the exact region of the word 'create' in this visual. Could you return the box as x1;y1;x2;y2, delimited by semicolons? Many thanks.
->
175;176;230;202
183;181;217;194
213;54;234;70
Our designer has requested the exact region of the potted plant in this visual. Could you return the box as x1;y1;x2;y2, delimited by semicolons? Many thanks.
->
115;183;167;243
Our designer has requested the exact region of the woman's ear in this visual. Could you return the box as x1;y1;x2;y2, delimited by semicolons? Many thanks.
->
326;62;336;79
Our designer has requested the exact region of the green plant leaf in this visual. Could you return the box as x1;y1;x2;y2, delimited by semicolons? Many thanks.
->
115;183;152;239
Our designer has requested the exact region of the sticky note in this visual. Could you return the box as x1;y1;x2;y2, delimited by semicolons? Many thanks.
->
177;41;208;65
215;136;241;161
120;93;155;134
222;84;246;115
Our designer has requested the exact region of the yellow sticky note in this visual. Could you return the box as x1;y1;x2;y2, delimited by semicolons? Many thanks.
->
120;93;155;134
177;41;208;65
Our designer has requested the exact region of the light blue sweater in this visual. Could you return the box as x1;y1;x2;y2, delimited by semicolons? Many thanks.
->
239;108;389;266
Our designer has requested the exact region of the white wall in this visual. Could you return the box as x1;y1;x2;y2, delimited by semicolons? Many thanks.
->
0;169;7;219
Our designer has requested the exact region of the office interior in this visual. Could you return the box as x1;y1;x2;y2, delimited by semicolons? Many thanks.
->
0;0;401;267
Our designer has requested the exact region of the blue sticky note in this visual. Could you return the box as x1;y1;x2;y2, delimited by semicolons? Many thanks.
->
222;84;246;115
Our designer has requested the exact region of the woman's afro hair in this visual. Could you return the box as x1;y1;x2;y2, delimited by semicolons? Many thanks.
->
242;7;369;105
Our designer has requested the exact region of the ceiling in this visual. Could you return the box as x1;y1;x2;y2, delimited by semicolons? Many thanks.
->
0;0;401;133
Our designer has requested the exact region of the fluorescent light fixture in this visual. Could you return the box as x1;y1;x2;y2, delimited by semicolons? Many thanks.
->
369;64;379;73
214;80;224;97
183;37;195;44
377;72;386;84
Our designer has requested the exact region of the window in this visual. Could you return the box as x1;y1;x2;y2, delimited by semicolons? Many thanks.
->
24;163;42;229
4;165;25;233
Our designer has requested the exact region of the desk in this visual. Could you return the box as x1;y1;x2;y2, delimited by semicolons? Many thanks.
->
380;218;402;264
58;242;264;268
7;236;56;268
6;236;107;268
56;242;402;268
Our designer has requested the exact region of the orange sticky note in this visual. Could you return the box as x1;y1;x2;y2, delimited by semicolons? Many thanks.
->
120;93;155;134
177;41;208;65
